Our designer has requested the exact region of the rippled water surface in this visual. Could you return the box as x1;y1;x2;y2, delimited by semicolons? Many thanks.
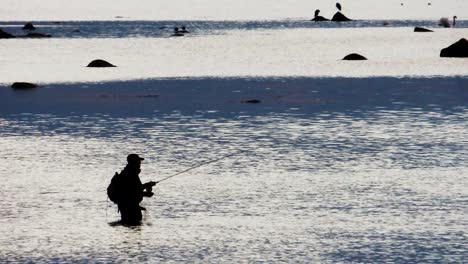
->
1;1;468;261
1;26;467;84
0;77;467;262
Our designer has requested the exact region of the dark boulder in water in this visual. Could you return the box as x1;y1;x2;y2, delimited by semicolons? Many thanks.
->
241;99;261;104
11;82;38;89
87;59;116;67
22;32;51;38
343;53;367;60
414;27;433;32
440;38;468;58
22;23;36;30
0;28;15;39
331;12;352;22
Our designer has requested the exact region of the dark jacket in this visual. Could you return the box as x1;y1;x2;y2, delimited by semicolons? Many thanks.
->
118;165;145;205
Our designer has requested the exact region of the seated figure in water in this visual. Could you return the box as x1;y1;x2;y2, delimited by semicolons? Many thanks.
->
311;9;329;21
115;154;156;225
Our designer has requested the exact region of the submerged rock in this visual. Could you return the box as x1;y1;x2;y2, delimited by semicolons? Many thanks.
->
22;22;36;30
414;27;433;32
331;12;352;22
0;28;15;39
87;59;116;67
11;82;38;89
241;99;261;104
343;53;367;60
440;38;468;58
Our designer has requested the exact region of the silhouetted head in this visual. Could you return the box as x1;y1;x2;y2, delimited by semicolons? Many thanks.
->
336;2;342;11
181;26;186;30
315;9;320;17
127;154;144;167
174;27;179;32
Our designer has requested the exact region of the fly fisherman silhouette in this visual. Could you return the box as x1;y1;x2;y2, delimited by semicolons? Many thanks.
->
107;154;156;225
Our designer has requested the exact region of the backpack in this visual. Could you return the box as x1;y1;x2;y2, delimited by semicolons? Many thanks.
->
107;172;122;204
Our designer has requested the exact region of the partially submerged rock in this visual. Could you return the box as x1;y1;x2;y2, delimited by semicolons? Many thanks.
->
22;23;36;30
0;28;15;39
331;12;352;22
414;27;433;32
440;38;468;58
21;32;51;38
241;99;261;104
87;59;116;67
11;82;38;89
342;53;367;60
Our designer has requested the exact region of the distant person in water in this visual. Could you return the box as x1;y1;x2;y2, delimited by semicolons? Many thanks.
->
311;9;329;21
179;26;190;33
171;27;184;36
111;154;156;225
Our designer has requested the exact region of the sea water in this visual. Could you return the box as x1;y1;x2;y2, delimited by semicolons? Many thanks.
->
0;2;468;263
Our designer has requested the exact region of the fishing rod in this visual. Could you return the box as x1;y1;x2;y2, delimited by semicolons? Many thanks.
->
155;150;244;184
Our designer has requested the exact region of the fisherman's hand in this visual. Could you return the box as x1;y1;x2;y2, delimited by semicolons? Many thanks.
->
145;181;157;188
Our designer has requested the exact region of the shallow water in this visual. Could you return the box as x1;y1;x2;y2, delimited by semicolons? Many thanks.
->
2;19;468;39
0;77;467;262
1;26;467;84
1;1;468;261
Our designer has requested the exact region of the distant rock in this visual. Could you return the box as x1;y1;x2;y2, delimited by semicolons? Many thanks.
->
241;99;261;104
414;27;433;32
331;12;352;22
382;21;390;26
440;38;468;58
343;53;367;60
22;22;36;30
0;28;15;39
11;82;38;89
87;59;116;67
21;32;51;38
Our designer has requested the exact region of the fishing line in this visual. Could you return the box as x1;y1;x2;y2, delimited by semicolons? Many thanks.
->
155;150;244;184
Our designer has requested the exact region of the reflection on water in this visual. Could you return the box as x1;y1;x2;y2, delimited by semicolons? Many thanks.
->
0;77;467;262
1;25;468;84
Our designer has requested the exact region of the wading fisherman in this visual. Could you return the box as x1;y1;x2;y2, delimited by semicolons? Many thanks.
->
108;154;156;225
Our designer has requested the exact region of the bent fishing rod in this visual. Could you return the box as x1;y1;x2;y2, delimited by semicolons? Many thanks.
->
155;150;244;184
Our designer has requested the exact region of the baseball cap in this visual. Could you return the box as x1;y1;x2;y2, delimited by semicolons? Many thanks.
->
127;154;144;163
